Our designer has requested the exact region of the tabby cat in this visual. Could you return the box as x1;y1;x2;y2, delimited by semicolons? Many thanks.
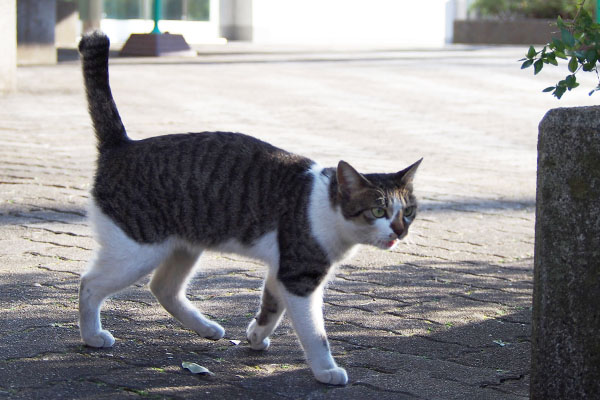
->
78;31;421;385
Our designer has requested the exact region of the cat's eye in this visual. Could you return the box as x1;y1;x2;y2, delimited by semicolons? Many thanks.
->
371;207;386;218
404;206;416;218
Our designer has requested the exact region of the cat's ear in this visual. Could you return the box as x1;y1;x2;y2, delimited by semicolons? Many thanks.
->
396;158;423;186
337;161;373;197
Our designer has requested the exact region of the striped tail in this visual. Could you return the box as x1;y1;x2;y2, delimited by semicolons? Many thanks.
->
78;31;128;151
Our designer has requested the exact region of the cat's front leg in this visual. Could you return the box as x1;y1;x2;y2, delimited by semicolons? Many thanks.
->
280;285;348;386
247;275;285;350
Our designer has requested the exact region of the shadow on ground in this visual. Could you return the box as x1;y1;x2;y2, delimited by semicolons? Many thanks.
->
0;253;531;399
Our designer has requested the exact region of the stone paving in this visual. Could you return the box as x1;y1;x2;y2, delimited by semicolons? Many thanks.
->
1;45;598;399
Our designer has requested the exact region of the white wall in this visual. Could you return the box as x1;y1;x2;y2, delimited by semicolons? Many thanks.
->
0;0;16;92
98;0;460;47
252;0;453;47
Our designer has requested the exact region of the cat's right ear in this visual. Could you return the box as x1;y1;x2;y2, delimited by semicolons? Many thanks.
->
396;158;423;186
337;161;372;198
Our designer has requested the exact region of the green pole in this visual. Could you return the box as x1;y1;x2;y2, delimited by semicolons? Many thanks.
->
151;0;161;34
597;0;600;23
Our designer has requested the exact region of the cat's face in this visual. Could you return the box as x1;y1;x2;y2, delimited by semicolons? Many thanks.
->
336;160;421;250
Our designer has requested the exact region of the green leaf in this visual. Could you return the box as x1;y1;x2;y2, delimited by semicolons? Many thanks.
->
527;45;536;59
555;50;567;59
534;60;544;75
543;86;555;92
521;59;534;69
566;74;579;89
568;56;579;73
181;361;215;376
554;86;567;99
552;38;565;52
585;50;598;65
565;75;579;90
561;28;575;48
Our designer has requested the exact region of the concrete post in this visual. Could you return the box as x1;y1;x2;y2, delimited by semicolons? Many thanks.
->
56;0;80;48
17;0;57;65
220;0;253;41
532;106;600;399
82;0;102;33
0;0;17;93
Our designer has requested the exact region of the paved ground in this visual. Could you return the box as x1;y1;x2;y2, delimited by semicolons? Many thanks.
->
1;44;598;399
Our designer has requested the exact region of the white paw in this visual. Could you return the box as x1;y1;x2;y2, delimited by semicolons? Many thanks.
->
82;329;115;348
246;319;270;351
249;335;270;351
314;367;348;386
198;322;225;340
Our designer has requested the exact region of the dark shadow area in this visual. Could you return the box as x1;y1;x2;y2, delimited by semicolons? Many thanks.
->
0;204;88;226
0;254;531;399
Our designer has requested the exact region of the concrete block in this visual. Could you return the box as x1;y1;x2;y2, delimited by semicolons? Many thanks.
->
120;33;196;57
532;106;600;399
17;0;56;65
454;19;558;45
0;0;17;93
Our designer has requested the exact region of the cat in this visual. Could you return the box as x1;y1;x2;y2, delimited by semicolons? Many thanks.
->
77;31;421;386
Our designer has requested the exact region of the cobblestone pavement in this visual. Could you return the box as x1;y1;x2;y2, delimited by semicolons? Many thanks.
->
1;46;597;399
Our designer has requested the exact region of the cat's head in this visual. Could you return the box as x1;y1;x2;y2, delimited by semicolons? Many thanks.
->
335;159;422;250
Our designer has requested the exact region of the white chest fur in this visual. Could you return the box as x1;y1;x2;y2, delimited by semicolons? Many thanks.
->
307;165;359;264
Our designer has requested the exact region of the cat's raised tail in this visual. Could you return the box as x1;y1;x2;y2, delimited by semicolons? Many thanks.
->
79;31;128;150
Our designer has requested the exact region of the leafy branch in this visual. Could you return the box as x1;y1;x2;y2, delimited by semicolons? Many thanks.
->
520;1;600;99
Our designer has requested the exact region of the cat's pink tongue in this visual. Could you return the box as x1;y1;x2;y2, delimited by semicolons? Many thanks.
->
386;239;398;248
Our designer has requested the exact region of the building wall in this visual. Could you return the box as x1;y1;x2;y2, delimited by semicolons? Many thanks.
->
251;0;454;47
17;0;57;65
98;0;461;46
101;18;221;44
0;0;17;93
99;0;222;44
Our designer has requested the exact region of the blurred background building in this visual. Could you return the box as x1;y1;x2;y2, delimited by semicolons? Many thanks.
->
19;0;471;52
0;0;504;93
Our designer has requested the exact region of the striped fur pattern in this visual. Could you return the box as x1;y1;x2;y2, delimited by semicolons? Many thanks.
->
77;31;421;386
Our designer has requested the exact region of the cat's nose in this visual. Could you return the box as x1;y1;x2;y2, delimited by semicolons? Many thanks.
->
390;220;404;237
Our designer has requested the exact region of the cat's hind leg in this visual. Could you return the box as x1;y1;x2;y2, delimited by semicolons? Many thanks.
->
149;247;225;340
80;241;170;348
246;274;285;350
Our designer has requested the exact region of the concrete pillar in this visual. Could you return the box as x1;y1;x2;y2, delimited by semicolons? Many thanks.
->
0;0;17;93
56;0;80;47
82;0;102;33
220;0;253;41
532;106;600;399
17;0;57;65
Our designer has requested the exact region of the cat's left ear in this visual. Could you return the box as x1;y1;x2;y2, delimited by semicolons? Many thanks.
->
337;160;373;198
396;158;423;186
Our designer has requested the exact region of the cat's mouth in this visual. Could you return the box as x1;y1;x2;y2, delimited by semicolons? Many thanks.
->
374;239;399;250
